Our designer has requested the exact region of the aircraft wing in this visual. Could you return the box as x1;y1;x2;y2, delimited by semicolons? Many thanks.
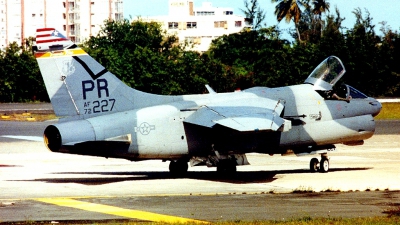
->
184;98;285;132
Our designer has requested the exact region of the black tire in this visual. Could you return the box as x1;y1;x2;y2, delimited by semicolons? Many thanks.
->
169;160;188;175
310;158;319;172
216;159;237;173
319;157;329;173
169;161;177;173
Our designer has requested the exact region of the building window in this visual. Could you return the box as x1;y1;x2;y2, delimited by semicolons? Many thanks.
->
196;11;215;16
70;25;75;35
32;14;36;17
115;13;123;21
224;11;233;15
168;22;178;29
187;22;197;29
235;21;242;27
185;36;201;44
214;21;226;28
115;1;123;12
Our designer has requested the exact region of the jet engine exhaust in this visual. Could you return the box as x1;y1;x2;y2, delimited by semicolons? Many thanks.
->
44;125;62;152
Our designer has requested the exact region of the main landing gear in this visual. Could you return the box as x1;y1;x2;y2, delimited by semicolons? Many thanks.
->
309;154;329;173
216;158;237;173
169;159;188;175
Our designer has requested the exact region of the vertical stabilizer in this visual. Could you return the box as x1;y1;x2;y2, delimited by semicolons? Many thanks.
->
34;28;175;118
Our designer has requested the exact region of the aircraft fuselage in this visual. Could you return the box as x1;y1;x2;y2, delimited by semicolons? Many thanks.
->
47;83;380;161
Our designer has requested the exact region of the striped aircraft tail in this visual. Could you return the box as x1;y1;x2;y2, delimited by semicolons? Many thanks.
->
34;28;173;119
35;28;75;51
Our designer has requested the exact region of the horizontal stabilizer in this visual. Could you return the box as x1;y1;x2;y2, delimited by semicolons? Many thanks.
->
0;135;43;142
62;134;133;147
105;134;132;143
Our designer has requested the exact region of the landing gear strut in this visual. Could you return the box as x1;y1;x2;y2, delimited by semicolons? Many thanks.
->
309;154;329;173
169;159;188;175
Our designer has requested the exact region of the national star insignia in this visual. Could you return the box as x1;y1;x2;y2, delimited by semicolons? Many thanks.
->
135;122;155;135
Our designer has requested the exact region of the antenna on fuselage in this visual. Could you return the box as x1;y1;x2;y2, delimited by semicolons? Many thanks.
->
205;84;217;94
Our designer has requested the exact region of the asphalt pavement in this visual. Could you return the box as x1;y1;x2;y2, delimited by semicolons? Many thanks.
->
0;103;399;223
0;103;53;114
0;120;399;222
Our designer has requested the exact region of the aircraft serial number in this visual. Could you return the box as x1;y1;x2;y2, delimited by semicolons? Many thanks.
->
83;99;115;114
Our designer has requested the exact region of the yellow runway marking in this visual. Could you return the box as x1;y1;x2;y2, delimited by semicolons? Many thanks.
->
36;198;207;224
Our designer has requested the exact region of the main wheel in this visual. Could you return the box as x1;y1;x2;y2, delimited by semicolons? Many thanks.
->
216;159;237;173
319;157;329;173
169;160;188;175
309;158;319;172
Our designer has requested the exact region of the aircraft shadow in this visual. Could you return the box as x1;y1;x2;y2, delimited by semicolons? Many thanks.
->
0;164;21;167
11;167;372;185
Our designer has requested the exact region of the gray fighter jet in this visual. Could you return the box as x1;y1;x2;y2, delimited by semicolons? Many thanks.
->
34;28;382;174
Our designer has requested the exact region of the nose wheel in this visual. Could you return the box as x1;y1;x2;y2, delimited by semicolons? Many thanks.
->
309;155;329;173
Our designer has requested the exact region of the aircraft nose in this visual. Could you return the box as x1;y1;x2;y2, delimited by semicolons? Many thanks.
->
369;98;382;117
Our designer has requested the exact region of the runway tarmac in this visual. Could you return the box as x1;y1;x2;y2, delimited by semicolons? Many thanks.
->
0;120;399;222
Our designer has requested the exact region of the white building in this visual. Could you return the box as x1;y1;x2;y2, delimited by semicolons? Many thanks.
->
0;0;123;49
141;0;250;52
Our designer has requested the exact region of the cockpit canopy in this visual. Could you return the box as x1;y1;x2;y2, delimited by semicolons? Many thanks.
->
305;56;369;101
304;56;346;91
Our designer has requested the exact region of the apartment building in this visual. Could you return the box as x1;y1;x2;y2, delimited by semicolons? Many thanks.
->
0;0;123;49
141;0;250;52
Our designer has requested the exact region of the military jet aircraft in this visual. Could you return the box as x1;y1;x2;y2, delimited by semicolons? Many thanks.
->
34;28;382;174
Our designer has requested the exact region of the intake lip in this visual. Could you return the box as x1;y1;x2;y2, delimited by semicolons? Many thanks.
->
369;99;382;117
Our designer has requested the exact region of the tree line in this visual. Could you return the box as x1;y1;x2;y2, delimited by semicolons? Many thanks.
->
0;3;399;102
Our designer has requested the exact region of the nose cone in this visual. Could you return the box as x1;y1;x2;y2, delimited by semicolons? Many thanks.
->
369;98;382;117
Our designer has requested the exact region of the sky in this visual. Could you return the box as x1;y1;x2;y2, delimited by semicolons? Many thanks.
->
123;0;400;39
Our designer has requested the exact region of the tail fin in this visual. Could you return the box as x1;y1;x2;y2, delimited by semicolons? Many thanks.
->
35;28;76;51
34;28;174;119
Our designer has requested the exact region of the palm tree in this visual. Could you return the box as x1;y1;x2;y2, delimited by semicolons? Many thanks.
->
241;0;266;30
312;0;330;20
271;0;306;42
312;0;330;36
